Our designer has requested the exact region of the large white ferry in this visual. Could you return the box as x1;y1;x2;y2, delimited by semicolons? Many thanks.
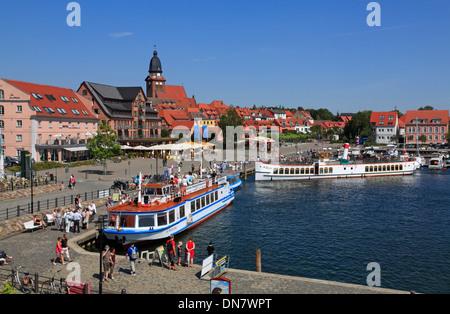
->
103;174;235;246
256;144;419;181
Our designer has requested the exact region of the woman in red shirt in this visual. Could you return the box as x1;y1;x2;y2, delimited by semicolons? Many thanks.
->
185;237;195;267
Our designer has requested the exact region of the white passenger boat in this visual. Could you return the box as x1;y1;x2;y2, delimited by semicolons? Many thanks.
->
103;174;234;246
255;143;418;181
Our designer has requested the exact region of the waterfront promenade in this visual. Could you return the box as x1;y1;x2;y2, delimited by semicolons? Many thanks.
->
0;144;409;294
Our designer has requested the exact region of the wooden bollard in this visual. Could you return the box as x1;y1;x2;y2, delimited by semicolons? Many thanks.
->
256;249;261;272
244;163;247;181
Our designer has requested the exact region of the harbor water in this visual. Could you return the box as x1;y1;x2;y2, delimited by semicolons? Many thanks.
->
138;168;450;294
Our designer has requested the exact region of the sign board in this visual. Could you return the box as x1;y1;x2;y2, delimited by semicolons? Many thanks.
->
201;254;215;278
211;255;229;278
113;193;119;202
210;277;231;294
153;245;167;266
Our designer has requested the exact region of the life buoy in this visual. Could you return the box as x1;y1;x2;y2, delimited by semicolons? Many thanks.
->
182;187;187;196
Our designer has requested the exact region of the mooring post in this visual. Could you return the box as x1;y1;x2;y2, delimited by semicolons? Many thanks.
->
256;248;261;272
244;163;247;181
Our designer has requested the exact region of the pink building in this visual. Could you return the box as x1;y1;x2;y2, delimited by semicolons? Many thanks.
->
0;79;99;162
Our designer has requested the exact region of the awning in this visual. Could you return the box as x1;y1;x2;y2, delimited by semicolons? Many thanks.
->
64;146;88;152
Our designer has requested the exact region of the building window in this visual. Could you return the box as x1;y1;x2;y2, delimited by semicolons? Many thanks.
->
0;89;4;100
0;120;4;129
16;120;22;127
16;105;22;113
0;105;4;115
16;134;22;142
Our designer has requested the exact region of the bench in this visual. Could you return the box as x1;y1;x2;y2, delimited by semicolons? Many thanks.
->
23;220;41;232
46;214;55;225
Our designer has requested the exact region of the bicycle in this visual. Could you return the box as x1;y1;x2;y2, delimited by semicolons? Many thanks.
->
39;269;70;294
6;266;35;294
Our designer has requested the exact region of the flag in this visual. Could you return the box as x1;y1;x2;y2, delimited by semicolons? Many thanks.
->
194;125;200;139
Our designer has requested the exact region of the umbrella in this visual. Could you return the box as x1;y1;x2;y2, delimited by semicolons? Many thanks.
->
83;132;94;136
120;145;132;150
133;145;150;150
53;133;66;138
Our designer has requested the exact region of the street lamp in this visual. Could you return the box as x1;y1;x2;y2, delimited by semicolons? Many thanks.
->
30;158;36;214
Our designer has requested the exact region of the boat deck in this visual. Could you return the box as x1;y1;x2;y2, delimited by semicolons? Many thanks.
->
106;183;221;213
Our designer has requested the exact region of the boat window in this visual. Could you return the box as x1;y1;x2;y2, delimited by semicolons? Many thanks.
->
206;194;210;206
108;214;117;227
144;188;155;195
196;199;201;211
295;168;299;174
370;166;373;172
290;168;295;174
365;166;369;172
191;200;196;212
378;166;382;172
319;168;323;174
157;213;167;226
387;165;390;171
211;192;215;202
156;188;163;195
119;215;135;228
374;166;377;172
279;168;284;175
215;191;218;200
395;165;399;171
310;168;314;174
300;168;304;174
139;214;155;227
201;196;206;208
329;167;333;174
399;165;403;170
180;205;185;218
273;169;278;174
382;166;386;171
324;168;328;174
169;210;175;224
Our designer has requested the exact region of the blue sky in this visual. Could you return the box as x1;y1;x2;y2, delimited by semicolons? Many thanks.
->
1;0;450;114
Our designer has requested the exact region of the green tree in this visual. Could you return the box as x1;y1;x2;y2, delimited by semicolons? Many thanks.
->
161;127;170;138
86;120;122;174
418;105;434;110
418;134;427;144
343;110;373;143
218;108;244;148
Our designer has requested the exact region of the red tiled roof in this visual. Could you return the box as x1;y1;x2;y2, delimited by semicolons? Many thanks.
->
4;79;95;119
400;110;449;125
370;111;398;127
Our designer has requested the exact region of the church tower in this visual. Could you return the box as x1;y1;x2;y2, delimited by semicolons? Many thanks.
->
145;47;166;98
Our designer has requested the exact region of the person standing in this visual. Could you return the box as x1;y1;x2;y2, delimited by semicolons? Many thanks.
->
102;245;112;282
126;243;139;276
53;237;64;265
70;174;76;190
72;210;82;233
166;235;178;271
207;241;215;256
64;210;71;233
185;237;195;267
177;241;183;266
61;234;72;262
109;247;118;280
